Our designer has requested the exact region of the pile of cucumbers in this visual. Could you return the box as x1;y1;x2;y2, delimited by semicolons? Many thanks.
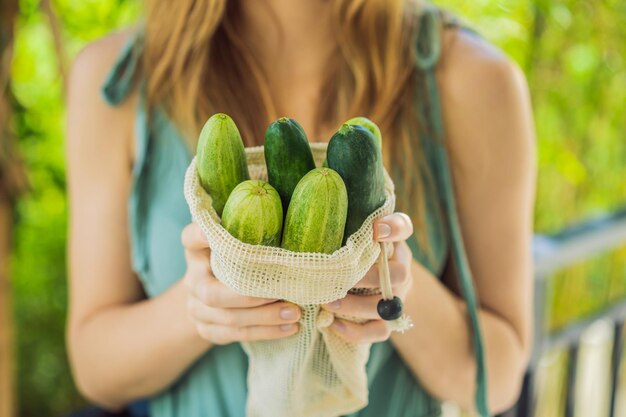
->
196;113;386;254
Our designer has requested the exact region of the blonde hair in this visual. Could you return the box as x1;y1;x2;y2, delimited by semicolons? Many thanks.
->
143;0;431;248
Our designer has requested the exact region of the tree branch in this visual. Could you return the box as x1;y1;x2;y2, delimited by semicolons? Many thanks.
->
41;0;68;93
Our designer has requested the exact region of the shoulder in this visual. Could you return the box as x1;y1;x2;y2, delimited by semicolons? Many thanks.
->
438;28;528;114
67;29;139;162
436;28;535;177
68;28;138;102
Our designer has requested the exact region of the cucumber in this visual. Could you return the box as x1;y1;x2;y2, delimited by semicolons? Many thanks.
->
196;113;249;216
264;117;316;211
281;168;348;254
345;116;382;149
290;118;307;138
321;117;381;167
327;124;386;243
221;180;283;246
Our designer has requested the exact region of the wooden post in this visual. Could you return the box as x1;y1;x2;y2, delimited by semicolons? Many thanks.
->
0;1;25;416
0;192;15;417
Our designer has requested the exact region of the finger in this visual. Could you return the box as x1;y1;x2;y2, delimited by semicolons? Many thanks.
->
322;294;381;320
352;258;409;289
330;319;391;344
190;276;277;308
374;213;414;242
196;322;299;344
393;241;411;265
188;298;301;326
181;223;210;251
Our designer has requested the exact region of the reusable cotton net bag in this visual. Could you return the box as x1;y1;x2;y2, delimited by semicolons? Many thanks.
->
184;142;411;417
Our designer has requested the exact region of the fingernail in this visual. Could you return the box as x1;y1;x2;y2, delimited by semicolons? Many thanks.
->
326;300;341;310
280;307;298;320
376;223;391;239
333;320;346;333
280;323;296;332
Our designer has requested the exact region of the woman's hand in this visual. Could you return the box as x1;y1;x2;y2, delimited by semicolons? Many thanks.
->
322;213;414;344
182;223;301;344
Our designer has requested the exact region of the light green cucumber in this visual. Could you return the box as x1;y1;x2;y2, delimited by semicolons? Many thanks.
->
196;113;249;216
281;168;348;254
221;180;283;246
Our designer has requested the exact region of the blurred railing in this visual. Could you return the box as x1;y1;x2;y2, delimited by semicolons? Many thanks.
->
499;207;626;417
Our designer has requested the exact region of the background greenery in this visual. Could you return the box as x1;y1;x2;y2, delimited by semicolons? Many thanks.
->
8;0;626;415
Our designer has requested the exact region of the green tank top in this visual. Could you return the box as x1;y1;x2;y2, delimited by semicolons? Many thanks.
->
101;7;490;417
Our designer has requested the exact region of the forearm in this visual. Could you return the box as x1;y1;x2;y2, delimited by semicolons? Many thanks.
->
391;263;528;413
68;279;212;410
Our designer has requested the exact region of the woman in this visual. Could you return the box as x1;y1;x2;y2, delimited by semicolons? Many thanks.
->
66;1;535;416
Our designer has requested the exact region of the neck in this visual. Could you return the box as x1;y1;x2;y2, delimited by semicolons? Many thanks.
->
237;0;337;82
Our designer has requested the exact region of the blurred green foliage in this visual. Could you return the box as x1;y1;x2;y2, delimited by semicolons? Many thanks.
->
7;0;626;415
435;0;626;334
10;1;139;415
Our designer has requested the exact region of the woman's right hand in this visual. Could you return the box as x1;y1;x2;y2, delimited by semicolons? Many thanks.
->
181;223;301;344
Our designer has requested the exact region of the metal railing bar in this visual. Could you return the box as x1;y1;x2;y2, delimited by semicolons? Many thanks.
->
565;344;579;417
539;299;626;353
609;321;623;417
515;372;535;417
514;207;626;417
529;277;549;368
533;208;626;278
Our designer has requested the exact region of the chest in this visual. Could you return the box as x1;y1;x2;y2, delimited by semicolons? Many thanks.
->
268;79;338;143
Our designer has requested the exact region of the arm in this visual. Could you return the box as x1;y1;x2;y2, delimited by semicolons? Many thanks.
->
391;30;536;412
66;33;211;410
323;30;535;414
66;34;302;410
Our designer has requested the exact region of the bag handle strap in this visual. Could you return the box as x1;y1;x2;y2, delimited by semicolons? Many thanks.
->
414;6;492;417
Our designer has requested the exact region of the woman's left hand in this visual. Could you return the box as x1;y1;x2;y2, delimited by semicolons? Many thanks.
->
322;212;415;344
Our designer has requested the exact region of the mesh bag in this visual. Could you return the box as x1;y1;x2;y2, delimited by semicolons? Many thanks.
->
183;142;410;417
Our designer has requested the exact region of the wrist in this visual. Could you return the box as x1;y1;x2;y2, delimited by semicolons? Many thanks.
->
164;278;214;351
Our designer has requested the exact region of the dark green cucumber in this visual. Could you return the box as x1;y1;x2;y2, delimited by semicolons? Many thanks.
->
281;168;348;254
327;124;386;243
196;113;249;216
290;118;307;139
345;116;382;149
221;180;283;246
264;117;316;211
